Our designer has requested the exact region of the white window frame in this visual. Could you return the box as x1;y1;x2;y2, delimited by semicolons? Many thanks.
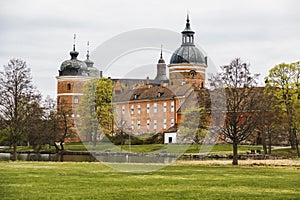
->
122;105;125;114
146;119;150;130
131;120;134;130
171;118;174;126
74;96;79;104
153;119;157;130
171;101;175;112
154;103;157;113
163;102;167;113
131;105;134;114
163;119;167;129
147;103;150;114
137;119;141;129
137;104;141;114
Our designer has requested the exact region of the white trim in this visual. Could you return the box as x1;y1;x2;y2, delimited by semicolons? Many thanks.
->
56;76;94;81
169;70;205;74
57;93;84;96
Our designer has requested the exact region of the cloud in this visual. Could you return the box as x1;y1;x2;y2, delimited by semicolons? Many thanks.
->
0;0;300;98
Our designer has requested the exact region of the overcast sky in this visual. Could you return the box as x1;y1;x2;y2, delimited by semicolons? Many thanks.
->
1;0;300;98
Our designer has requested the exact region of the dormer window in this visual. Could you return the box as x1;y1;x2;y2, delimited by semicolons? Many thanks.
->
157;92;163;97
134;94;139;99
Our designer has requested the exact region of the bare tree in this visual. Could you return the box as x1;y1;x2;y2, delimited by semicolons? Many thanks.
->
55;99;76;161
0;59;39;160
209;58;260;165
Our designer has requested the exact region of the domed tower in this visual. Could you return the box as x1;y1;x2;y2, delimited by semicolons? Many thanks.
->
84;41;100;78
154;47;168;84
168;15;207;88
56;35;92;112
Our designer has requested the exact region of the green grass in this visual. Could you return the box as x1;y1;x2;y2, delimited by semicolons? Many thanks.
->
0;161;299;199
63;143;261;154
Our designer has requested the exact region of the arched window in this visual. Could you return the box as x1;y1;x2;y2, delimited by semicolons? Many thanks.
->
74;96;79;104
67;83;71;90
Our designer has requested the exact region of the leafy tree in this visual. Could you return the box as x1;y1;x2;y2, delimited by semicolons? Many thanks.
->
179;107;208;150
77;79;100;150
265;62;300;157
0;59;40;160
209;58;260;165
95;78;114;135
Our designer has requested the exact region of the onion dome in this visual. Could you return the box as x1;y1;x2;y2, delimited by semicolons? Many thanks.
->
170;15;206;64
84;41;100;77
59;35;88;76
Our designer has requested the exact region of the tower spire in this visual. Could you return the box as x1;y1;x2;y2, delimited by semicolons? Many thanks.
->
160;44;163;59
73;34;76;51
86;41;90;59
187;11;190;23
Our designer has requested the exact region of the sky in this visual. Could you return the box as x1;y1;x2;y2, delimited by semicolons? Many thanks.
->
0;0;300;98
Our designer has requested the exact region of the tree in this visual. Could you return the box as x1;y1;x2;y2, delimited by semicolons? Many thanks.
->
25;96;46;151
0;59;40;160
95;78;114;135
55;99;76;161
255;91;282;155
265;62;300;157
209;58;260;165
77;79;100;150
179;107;208;150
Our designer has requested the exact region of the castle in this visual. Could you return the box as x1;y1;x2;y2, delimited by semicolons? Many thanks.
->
57;15;210;143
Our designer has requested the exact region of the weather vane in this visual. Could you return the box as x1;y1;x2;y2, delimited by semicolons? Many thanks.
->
73;34;76;51
87;41;90;59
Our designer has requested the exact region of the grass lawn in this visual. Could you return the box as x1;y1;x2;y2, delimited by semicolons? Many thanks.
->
63;143;261;154
0;161;299;199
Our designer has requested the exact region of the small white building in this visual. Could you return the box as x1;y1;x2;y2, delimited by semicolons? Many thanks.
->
164;132;177;144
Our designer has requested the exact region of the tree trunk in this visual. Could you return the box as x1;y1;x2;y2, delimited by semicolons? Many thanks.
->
232;142;238;165
60;142;64;162
261;129;267;155
289;127;296;150
293;129;300;158
12;143;17;161
92;133;97;150
268;130;272;155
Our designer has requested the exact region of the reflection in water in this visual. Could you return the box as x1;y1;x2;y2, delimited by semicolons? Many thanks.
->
0;152;177;164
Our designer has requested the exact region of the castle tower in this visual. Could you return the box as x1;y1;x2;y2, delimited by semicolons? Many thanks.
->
168;15;207;88
154;47;168;84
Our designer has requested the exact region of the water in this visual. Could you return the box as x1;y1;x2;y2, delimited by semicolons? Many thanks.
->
0;152;177;163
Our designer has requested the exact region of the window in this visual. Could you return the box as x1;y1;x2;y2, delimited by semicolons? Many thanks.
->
74;96;79;104
131;120;134;130
153;119;157;130
137;104;141;114
122;105;125;114
147;119;150;130
153;103;157;113
171;101;175;112
163;119;167;129
147;103;150;114
157;92;163;97
67;83;71;90
216;116;220;126
163;102;167;112
131;105;134;114
171;118;174;126
137;120;141;129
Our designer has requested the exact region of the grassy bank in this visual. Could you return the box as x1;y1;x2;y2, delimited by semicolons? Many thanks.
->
0;161;299;199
